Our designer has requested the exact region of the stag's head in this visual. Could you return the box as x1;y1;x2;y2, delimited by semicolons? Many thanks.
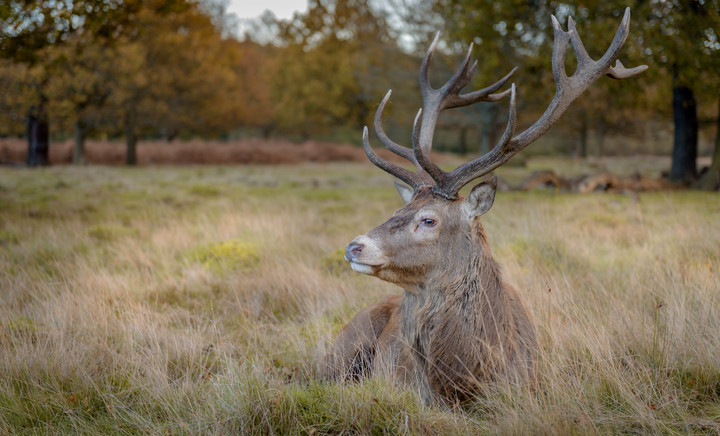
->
345;8;646;290
345;179;497;290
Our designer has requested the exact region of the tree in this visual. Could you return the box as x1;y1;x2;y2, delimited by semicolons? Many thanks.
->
2;0;249;164
1;0;142;164
634;0;720;183
0;61;42;136
234;40;277;137
107;0;246;163
433;0;720;180
698;98;720;190
270;0;402;138
45;41;117;164
434;1;651;156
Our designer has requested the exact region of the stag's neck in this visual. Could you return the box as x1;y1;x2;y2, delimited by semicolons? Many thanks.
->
420;225;503;300
398;230;518;399
405;252;505;311
400;228;509;333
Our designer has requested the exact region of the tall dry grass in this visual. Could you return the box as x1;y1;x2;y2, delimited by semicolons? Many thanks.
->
0;160;718;434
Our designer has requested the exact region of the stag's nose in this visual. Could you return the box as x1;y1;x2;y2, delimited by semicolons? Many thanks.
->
345;243;364;261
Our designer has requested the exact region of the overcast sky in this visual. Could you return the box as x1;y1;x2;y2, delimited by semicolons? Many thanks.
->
227;0;308;20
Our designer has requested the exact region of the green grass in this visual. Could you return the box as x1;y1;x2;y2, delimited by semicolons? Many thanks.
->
0;158;718;434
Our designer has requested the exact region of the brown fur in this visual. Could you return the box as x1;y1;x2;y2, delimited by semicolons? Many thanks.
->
322;187;538;403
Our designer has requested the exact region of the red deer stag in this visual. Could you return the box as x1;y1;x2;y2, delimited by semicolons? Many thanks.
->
322;8;646;403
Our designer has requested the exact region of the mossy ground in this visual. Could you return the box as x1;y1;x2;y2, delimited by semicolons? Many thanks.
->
0;158;718;434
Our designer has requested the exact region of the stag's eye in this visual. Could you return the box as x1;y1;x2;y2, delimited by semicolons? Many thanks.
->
420;217;437;227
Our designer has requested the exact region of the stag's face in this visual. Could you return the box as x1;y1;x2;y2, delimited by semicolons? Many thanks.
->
345;179;496;290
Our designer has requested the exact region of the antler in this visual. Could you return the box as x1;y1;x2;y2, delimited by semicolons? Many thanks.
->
363;7;647;200
363;32;517;190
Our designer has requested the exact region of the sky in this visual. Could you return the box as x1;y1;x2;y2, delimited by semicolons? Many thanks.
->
228;0;308;21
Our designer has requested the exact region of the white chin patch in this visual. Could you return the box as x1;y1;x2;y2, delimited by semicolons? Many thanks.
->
350;262;376;275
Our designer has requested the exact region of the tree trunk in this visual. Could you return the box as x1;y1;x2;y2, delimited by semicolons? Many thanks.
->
579;111;588;158
161;127;177;143
596;115;606;158
669;85;698;181
696;96;720;190
479;103;498;155
26;108;39;166
73;119;87;165
26;104;50;166
125;132;137;165
300;120;310;142
458;127;468;155
124;111;137;165
479;129;489;156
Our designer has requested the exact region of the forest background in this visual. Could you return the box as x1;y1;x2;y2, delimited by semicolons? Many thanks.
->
1;0;719;188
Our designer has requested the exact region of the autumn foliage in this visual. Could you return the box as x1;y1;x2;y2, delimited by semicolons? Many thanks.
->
0;0;718;186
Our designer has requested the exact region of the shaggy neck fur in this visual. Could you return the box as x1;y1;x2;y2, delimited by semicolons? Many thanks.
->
399;221;517;401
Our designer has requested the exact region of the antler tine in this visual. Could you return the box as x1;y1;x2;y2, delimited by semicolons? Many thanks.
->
419;32;441;98
432;7;647;198
411;107;448;186
362;126;423;189
550;14;573;93
566;16;593;70
411;108;422;151
442;42;478;97
374;90;417;164
496;84;519;149
435;84;518;198
569;11;647;80
445;66;518;109
608;59;648;79
595;8;631;74
420;32;516;108
414;32;517;186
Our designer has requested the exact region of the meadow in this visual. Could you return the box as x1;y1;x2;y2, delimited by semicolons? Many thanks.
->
0;158;718;434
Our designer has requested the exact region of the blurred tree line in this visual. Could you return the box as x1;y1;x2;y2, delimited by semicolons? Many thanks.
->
0;0;718;186
434;0;720;186
1;0;245;164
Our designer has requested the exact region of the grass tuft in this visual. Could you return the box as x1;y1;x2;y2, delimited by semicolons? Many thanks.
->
187;239;261;274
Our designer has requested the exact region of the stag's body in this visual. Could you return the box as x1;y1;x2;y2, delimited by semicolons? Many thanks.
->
322;187;537;401
321;8;645;403
398;235;537;400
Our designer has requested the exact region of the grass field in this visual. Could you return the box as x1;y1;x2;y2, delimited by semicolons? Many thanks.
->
1;159;719;434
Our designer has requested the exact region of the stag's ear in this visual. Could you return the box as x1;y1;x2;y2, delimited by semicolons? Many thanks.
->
394;181;414;204
462;176;497;220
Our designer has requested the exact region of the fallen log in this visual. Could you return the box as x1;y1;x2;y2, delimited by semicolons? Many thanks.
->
518;170;573;191
516;170;681;193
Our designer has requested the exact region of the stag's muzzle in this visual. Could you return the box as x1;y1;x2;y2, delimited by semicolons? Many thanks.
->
344;235;386;275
